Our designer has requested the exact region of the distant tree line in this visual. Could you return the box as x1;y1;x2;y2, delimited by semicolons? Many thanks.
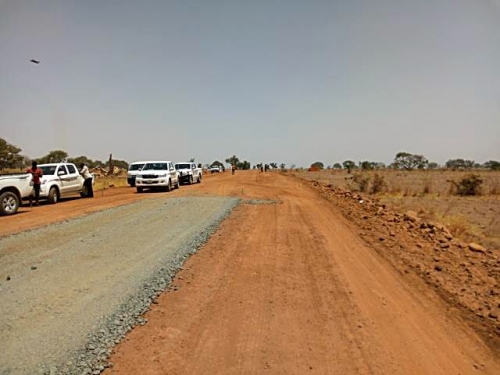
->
0;137;129;171
3;137;499;174
314;152;500;172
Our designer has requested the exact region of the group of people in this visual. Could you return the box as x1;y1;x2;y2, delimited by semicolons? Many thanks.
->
26;161;94;206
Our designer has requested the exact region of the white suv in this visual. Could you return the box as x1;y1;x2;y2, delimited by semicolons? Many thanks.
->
135;161;180;193
127;161;146;187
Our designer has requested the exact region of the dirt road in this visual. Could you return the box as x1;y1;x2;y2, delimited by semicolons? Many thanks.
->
104;171;500;375
2;171;499;374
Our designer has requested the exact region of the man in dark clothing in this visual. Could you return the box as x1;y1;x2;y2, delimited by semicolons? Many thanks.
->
26;161;43;206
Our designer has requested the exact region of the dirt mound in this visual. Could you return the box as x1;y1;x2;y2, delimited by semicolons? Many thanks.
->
305;179;500;349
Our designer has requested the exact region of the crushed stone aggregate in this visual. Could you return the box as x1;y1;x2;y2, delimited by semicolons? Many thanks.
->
0;196;239;375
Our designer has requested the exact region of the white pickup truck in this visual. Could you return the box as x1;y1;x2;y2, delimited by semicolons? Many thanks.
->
135;161;180;193
0;174;33;215
37;162;93;203
175;162;202;185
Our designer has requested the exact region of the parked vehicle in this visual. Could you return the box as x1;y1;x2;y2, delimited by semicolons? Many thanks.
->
209;165;222;173
0;174;33;215
127;161;146;187
175;162;202;185
37;163;94;204
135;161;180;193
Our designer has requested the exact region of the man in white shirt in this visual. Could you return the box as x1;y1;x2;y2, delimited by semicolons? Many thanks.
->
79;163;94;198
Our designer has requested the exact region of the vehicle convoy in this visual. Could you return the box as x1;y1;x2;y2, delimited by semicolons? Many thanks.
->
37;163;94;204
127;161;146;187
0;174;33;215
175;162;202;185
135;161;180;193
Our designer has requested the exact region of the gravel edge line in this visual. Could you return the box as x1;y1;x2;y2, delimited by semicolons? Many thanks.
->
41;198;240;375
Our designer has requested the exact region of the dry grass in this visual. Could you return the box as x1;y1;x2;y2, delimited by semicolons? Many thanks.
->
298;169;500;197
295;169;500;250
94;176;129;191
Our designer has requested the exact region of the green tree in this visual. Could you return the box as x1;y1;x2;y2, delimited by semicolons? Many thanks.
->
484;160;500;171
394;152;428;170
446;159;463;169
68;155;94;168
427;162;439;170
310;161;324;169
0;138;23;170
37;150;68;164
342;160;356;173
280;163;286;170
360;161;373;171
333;163;342;169
373;162;386;169
225;155;240;166
445;159;475;170
237;161;251;170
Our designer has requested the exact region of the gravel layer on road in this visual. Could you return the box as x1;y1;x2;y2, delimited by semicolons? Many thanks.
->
0;196;239;375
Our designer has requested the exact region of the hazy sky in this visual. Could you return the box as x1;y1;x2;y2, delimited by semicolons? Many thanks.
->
1;0;499;167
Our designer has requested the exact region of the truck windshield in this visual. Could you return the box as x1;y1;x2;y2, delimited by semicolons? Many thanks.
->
39;166;56;175
175;164;190;170
129;164;145;171
142;163;168;170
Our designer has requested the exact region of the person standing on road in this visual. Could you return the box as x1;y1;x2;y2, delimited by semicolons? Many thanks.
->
26;160;43;206
79;163;94;198
231;163;236;175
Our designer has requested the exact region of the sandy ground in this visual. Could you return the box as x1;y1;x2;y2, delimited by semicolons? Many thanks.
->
2;171;500;374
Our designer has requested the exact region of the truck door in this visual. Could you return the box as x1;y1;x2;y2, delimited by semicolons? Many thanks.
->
65;164;81;193
169;162;177;183
56;165;70;195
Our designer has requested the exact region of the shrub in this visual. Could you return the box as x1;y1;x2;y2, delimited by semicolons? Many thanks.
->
351;173;370;192
371;173;386;194
449;174;483;196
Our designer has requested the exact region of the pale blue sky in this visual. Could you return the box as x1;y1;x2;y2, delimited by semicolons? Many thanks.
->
1;0;499;167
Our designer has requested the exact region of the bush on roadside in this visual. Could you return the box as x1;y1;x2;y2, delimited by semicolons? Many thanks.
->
449;174;483;196
350;173;371;192
371;173;386;194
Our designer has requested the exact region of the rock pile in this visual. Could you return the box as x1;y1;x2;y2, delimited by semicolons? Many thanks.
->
306;180;500;349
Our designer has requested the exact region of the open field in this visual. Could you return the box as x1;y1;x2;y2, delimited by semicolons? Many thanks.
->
296;170;500;251
1;170;499;374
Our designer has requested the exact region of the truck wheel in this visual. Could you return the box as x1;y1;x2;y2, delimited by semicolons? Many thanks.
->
175;179;180;189
130;181;136;187
165;179;171;192
47;187;59;204
197;174;202;183
0;191;19;215
137;187;144;193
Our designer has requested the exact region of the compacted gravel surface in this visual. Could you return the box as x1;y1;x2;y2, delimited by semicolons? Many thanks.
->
0;196;239;375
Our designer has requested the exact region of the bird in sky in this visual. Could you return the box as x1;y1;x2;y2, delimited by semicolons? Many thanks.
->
30;59;40;64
